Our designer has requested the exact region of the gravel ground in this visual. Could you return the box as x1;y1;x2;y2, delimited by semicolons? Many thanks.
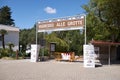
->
0;59;120;80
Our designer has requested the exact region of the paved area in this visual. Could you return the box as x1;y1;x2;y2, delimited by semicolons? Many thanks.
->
0;59;120;80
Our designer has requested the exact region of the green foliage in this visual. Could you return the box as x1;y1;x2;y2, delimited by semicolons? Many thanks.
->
0;48;10;57
0;6;14;25
82;0;120;42
20;27;84;56
45;32;69;52
19;29;31;51
0;48;18;58
39;48;49;56
7;42;14;52
66;30;84;55
19;25;43;51
45;30;84;55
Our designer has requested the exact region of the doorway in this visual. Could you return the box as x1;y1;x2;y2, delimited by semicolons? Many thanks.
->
116;46;120;60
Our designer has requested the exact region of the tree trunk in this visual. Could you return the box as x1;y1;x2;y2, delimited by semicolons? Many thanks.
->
2;35;5;49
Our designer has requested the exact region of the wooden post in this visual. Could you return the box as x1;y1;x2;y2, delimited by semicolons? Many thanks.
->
16;50;18;59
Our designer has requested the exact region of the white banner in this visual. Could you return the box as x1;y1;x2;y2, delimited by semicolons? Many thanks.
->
83;44;95;68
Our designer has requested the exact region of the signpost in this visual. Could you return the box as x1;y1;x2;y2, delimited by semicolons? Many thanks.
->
50;42;56;52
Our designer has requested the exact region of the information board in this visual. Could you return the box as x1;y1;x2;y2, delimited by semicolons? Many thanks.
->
31;44;40;62
50;43;56;52
83;45;95;68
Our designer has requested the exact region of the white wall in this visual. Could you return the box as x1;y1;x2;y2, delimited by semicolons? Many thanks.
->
0;31;19;51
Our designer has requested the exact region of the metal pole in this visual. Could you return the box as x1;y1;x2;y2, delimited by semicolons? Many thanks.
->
108;45;111;66
36;23;38;45
84;15;86;45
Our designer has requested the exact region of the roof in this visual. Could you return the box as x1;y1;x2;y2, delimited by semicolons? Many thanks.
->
90;40;120;46
0;24;19;32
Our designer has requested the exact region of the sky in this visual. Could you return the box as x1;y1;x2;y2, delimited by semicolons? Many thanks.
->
0;0;89;29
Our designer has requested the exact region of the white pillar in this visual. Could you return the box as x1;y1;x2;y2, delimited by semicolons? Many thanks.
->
83;44;95;68
31;44;40;62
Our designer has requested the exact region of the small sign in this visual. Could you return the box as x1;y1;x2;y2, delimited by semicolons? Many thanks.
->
83;45;95;68
50;43;56;52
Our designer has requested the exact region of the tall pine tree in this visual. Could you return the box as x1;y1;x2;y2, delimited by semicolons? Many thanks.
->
0;6;15;26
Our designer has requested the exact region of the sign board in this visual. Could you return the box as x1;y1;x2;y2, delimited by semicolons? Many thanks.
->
83;45;95;68
50;43;56;52
37;15;85;32
31;44;40;62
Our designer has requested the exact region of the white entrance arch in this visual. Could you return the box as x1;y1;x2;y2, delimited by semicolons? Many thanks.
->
34;14;88;64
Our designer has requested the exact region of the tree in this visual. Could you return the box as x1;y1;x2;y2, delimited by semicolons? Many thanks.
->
53;30;84;55
19;29;30;51
0;6;15;26
7;42;14;52
45;32;69;52
83;0;120;42
0;29;7;49
19;24;43;51
19;25;84;55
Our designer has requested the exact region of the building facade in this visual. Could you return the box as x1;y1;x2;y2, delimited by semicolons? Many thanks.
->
91;40;120;64
0;24;19;51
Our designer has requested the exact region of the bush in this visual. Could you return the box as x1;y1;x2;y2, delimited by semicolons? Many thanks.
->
39;48;49;56
0;48;9;57
0;48;16;58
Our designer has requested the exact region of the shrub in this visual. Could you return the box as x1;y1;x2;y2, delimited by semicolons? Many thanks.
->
39;48;49;56
0;48;10;57
0;48;16;58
